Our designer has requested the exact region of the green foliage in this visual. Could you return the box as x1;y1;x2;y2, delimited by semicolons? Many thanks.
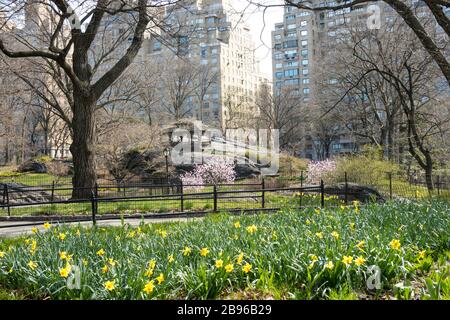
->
33;156;53;164
328;145;403;185
0;200;448;300
279;155;308;177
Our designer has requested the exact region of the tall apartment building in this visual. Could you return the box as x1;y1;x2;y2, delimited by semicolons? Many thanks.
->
272;0;448;160
142;0;269;129
271;0;370;160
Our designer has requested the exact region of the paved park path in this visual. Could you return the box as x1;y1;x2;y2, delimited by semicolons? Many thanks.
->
0;217;202;238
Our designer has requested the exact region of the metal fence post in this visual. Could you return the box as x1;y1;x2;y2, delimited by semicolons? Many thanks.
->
4;184;10;217
320;179;325;208
51;180;55;202
261;178;265;209
300;171;304;207
91;190;97;226
213;185;218;212
388;172;393;201
437;175;441;196
344;172;348;205
180;182;184;212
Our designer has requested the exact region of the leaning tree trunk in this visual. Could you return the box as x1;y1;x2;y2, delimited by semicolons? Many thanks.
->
70;94;97;199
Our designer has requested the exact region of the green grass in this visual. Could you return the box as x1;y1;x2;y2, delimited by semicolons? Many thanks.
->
0;200;448;300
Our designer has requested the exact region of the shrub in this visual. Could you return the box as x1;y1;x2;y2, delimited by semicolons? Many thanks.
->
330;146;403;184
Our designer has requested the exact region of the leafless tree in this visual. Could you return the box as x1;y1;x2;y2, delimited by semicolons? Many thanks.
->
0;0;181;198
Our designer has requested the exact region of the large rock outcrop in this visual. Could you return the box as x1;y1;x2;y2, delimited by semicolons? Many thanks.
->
0;183;59;205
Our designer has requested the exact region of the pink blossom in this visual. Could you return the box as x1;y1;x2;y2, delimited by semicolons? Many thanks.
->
307;160;336;183
181;157;236;190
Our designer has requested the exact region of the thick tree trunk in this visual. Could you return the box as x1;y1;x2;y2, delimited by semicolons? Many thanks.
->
70;94;97;199
425;165;434;192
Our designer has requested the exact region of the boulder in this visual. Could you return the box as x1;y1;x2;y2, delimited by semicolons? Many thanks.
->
234;163;261;180
324;183;385;203
18;160;47;173
0;182;60;205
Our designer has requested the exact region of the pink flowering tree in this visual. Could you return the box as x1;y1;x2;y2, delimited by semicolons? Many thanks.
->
181;157;236;190
306;160;337;184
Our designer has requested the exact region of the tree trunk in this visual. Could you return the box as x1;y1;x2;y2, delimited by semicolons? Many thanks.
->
425;164;434;192
70;94;97;199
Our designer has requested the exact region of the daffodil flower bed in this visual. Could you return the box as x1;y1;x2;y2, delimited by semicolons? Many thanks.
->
0;200;448;300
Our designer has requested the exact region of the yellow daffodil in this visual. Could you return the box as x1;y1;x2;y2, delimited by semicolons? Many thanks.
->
83;259;89;267
234;221;241;228
59;265;71;278
356;241;365;250
340;205;346;211
352;200;360;206
29;240;37;255
104;280;115;291
305;219;311;225
144;268;154;278
108;258;116;266
143;281;155;294
97;248;105;256
28;261;37;270
58;233;66;241
242;263;252;273
0;251;5;258
315;232;323;239
159;230;167;238
236;253;244;265
418;250;426;259
246;225;258;234
156;273;165;284
102;265;109;273
355;256;366;266
310;255;319;263
350;223;356;230
200;248;210;257
168;255;174;263
31;227;38;234
59;251;68;260
75;229;81;237
314;208;321;214
342;256;353;266
225;264;234;273
325;261;334;270
43;222;51;230
331;231;339;240
390;239;401;250
215;259;224;269
183;247;192;256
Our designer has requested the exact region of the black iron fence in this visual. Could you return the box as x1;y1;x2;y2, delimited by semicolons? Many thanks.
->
0;180;333;221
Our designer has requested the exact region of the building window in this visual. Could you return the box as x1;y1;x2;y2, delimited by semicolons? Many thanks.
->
302;59;309;66
275;53;282;60
285;78;300;85
286;32;297;38
275;72;283;79
275;63;282;69
301;40;308;47
302;78;310;84
287;24;296;30
303;88;310;94
284;69;299;77
302;68;309;75
283;40;298;48
300;30;308;36
301;49;308;56
285;61;299;67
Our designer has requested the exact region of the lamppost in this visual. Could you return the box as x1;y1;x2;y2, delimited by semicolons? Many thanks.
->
164;147;170;183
